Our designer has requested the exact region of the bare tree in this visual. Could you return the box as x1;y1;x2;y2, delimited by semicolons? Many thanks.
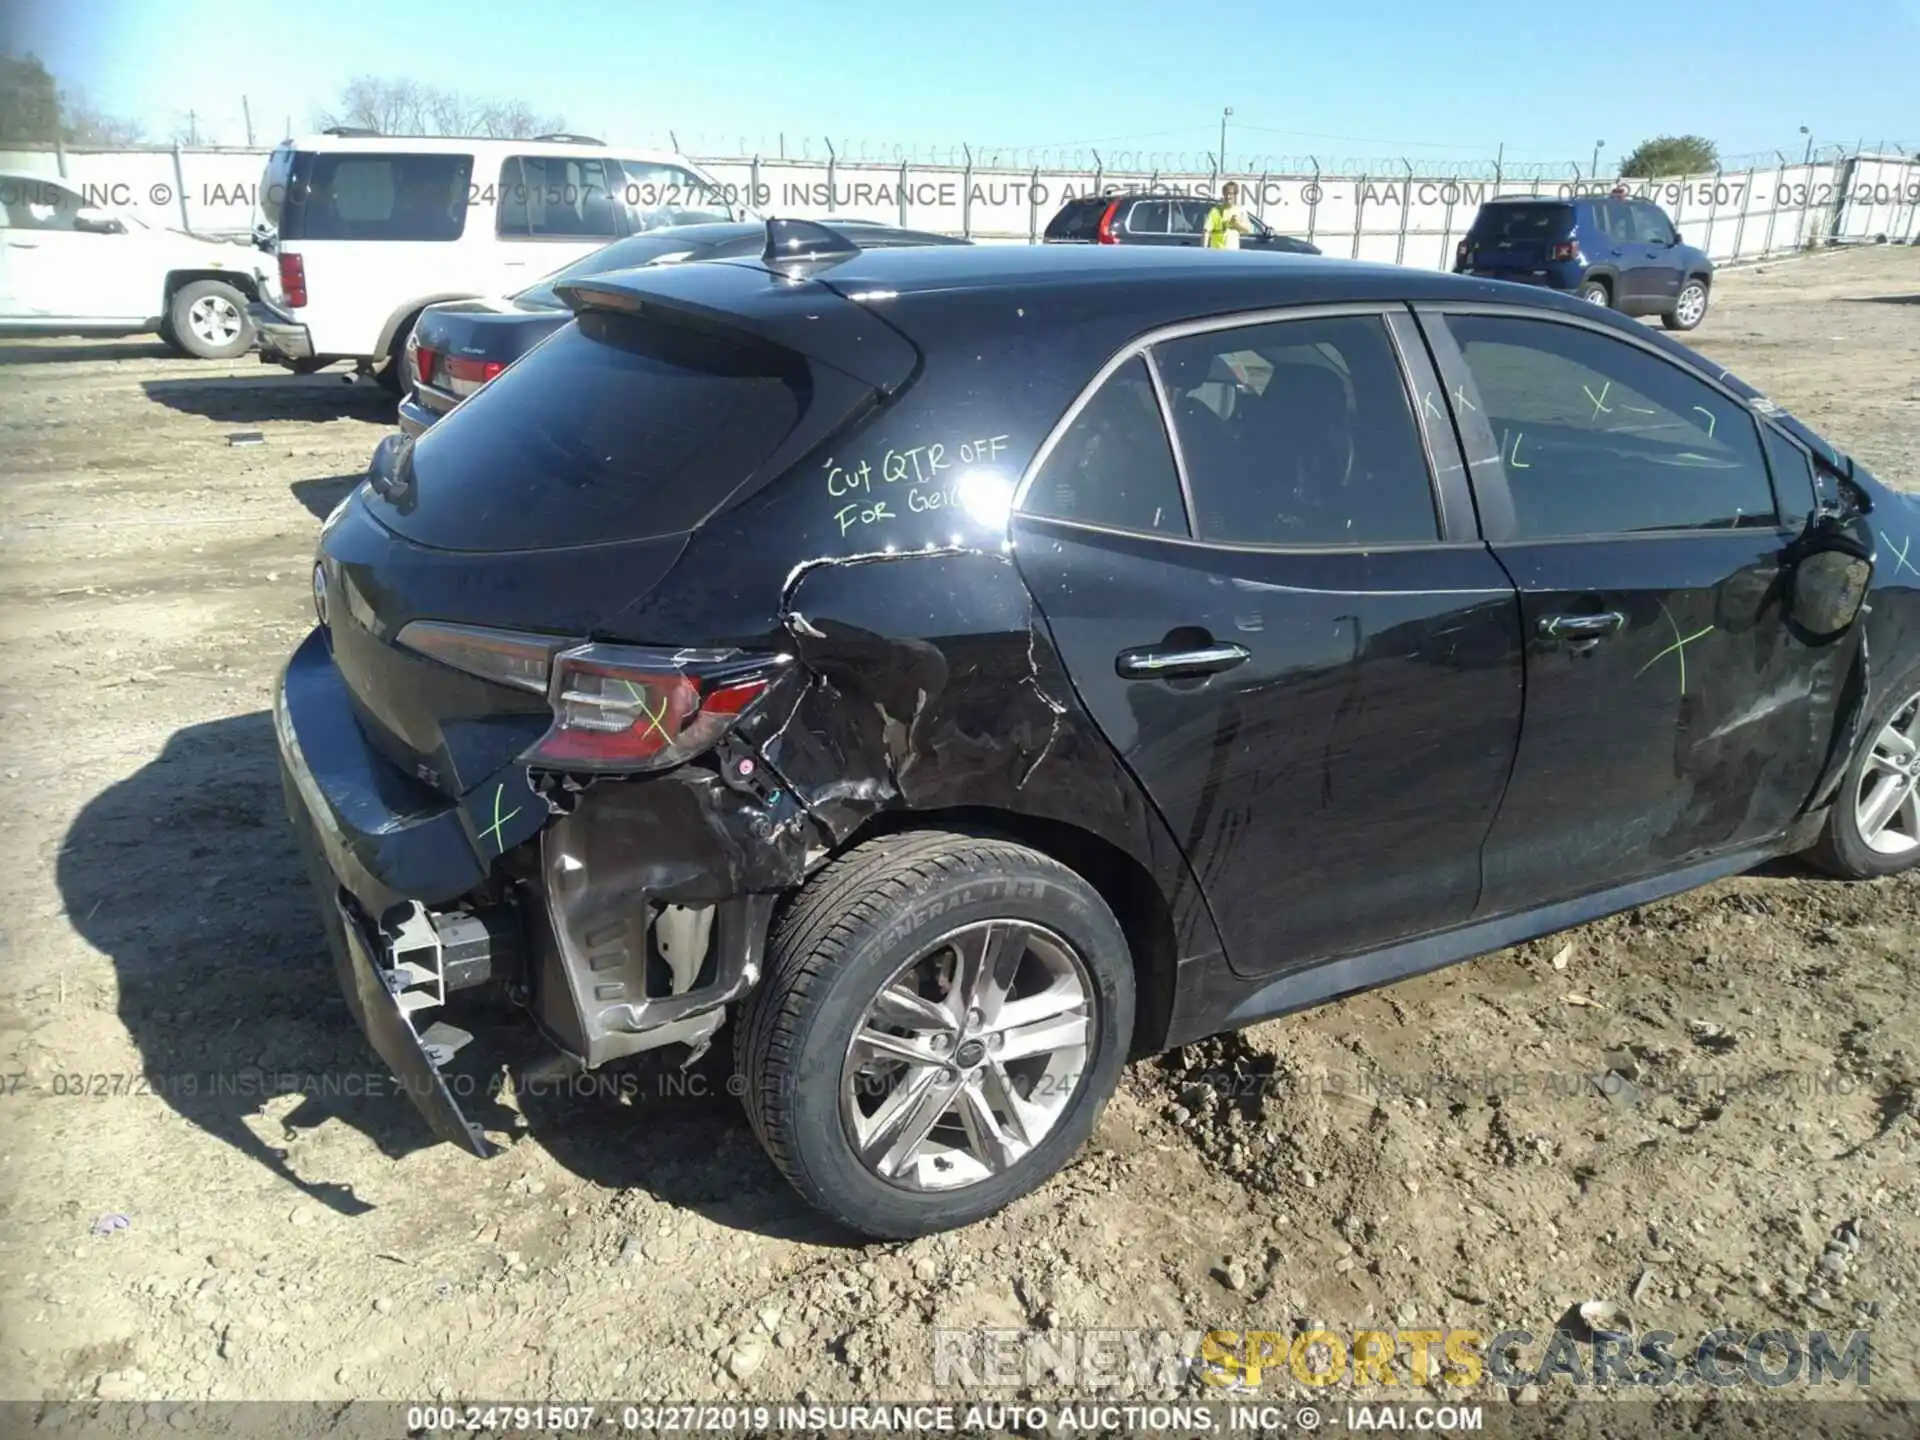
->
317;75;564;138
58;86;147;145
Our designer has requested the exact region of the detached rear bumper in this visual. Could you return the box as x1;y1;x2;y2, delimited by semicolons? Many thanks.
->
274;625;796;1151
275;630;502;1153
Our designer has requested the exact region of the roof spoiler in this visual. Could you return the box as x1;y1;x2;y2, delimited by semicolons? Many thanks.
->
551;252;918;392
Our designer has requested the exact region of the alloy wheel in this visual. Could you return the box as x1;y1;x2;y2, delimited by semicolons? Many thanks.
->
1676;283;1707;327
839;919;1095;1192
1856;689;1920;856
187;293;243;347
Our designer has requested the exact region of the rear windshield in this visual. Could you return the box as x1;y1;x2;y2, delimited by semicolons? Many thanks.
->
373;312;810;551
1469;203;1574;241
276;151;473;242
1044;199;1110;241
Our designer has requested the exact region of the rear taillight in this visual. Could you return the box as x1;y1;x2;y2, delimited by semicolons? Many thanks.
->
444;356;506;396
1550;240;1580;262
278;252;307;308
1095;200;1120;244
531;644;785;773
393;625;789;774
1455;239;1469;268
409;339;436;387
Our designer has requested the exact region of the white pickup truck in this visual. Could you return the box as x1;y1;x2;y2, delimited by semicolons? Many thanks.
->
0;171;270;357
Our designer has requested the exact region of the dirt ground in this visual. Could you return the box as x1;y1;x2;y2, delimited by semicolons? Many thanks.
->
0;246;1916;1415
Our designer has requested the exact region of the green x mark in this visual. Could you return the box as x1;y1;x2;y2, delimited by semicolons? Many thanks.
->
1636;602;1714;697
621;680;673;743
480;781;522;854
1882;531;1920;581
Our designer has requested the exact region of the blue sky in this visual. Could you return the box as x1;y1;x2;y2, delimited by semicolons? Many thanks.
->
8;0;1916;165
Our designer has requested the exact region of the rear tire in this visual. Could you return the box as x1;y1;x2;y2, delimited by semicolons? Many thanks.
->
1806;662;1920;879
736;831;1135;1239
1577;278;1613;308
1663;278;1710;331
377;313;419;395
167;280;253;359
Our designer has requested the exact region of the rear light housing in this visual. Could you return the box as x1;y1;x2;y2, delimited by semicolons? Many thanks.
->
393;626;789;775
1550;240;1580;262
532;644;787;773
1454;239;1469;268
443;355;506;397
1095;200;1121;244
278;251;307;308
408;333;435;388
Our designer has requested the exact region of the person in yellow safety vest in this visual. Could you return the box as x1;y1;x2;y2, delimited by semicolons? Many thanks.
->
1204;182;1254;249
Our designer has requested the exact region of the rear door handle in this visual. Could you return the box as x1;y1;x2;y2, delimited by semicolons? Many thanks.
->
1538;611;1626;640
1115;642;1251;680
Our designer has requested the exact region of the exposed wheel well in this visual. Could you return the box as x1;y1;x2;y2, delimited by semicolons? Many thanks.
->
163;269;261;304
1580;273;1614;298
830;806;1180;1056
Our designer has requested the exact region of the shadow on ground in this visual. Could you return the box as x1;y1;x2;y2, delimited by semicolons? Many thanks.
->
57;712;841;1241
1840;294;1920;305
0;339;174;365
141;375;397;425
290;475;363;519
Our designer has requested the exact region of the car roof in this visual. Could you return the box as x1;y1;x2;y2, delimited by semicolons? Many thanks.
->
279;134;695;164
573;242;1605;342
730;242;1482;303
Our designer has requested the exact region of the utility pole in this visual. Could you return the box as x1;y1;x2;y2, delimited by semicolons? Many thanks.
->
1219;106;1233;181
242;95;255;147
1799;126;1812;166
1591;139;1605;182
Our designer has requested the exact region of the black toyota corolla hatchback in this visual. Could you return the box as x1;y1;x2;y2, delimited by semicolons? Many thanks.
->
278;221;1920;1238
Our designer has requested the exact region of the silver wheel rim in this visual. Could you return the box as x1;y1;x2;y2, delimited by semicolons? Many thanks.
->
1856;690;1920;857
187;294;242;346
1677;284;1706;326
839;919;1095;1193
1583;285;1608;305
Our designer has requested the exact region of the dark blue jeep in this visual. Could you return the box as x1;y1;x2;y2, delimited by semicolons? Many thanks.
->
1455;194;1714;330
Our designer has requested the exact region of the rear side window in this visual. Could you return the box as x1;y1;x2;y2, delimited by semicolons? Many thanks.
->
498;155;624;239
1471;203;1573;241
280;152;471;241
1169;201;1206;235
1154;316;1439;547
384;314;810;551
1024;357;1187;535
1445;314;1777;538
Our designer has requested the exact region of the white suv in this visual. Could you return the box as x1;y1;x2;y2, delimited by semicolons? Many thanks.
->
249;131;743;387
0;171;270;358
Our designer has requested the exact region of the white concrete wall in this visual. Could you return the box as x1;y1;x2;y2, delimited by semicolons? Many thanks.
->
5;144;1915;262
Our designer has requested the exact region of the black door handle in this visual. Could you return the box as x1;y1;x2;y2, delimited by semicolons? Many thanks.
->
1538;611;1626;641
1115;642;1251;680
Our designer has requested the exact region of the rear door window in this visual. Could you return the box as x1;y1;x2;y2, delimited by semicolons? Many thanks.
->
1154;315;1439;547
620;162;734;227
498;155;624;239
283;152;472;241
1126;201;1171;235
380;313;810;551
